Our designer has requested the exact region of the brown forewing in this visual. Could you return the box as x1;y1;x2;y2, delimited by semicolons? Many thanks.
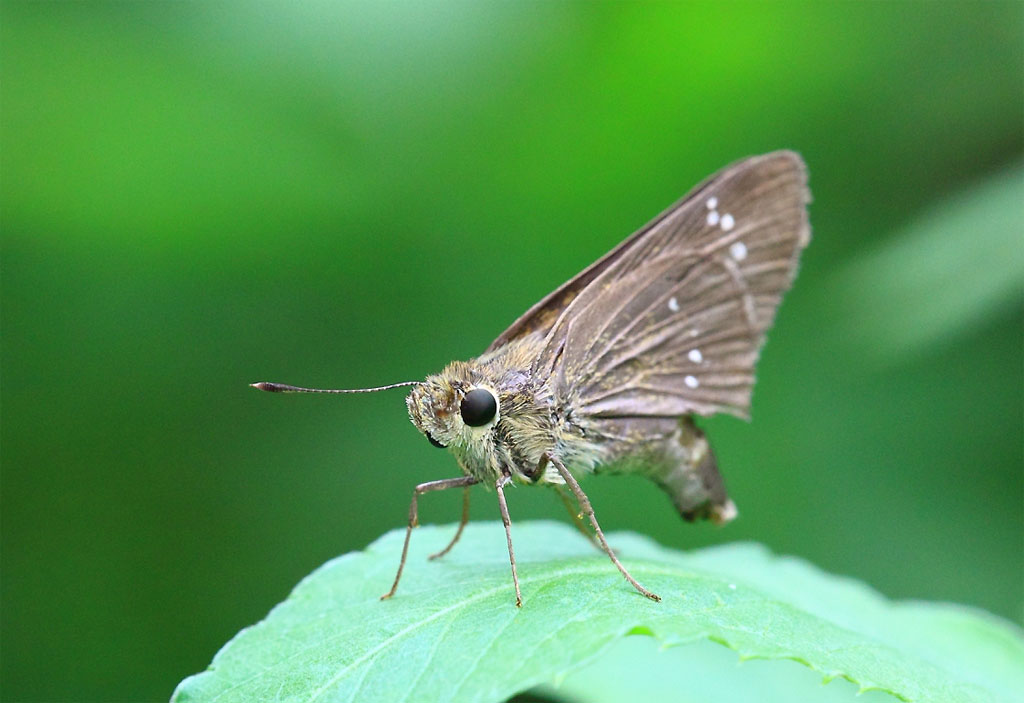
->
487;152;808;358
493;151;811;420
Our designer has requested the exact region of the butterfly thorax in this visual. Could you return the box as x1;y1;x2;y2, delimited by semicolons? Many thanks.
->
406;332;605;485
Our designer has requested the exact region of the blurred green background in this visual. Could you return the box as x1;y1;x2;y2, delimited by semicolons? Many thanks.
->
2;2;1021;701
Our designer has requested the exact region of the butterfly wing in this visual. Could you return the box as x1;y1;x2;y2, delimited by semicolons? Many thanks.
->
530;151;810;420
485;153;800;353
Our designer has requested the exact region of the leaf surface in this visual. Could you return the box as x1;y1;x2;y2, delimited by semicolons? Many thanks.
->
830;163;1024;360
173;521;1024;703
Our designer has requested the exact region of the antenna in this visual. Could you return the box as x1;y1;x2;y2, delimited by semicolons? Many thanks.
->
250;381;420;394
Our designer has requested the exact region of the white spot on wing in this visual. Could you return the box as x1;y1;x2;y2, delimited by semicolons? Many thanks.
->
706;211;720;226
706;196;718;210
688;349;703;363
720;213;735;231
684;375;699;389
729;241;748;261
667;296;679;312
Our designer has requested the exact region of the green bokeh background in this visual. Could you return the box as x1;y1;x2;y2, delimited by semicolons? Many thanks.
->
2;2;1021;701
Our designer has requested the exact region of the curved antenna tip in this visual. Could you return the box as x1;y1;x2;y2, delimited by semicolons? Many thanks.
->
249;380;420;394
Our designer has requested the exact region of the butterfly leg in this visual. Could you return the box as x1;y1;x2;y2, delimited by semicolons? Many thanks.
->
524;455;598;547
428;485;472;560
555;484;600;549
381;475;478;601
494;474;523;607
544;453;661;602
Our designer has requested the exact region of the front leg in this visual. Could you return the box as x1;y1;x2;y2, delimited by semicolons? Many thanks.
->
381;475;478;601
428;484;472;561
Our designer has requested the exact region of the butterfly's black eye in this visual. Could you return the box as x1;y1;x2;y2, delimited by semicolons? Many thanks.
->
460;388;497;427
427;433;446;449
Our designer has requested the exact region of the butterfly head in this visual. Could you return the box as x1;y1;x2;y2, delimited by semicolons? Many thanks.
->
407;362;500;451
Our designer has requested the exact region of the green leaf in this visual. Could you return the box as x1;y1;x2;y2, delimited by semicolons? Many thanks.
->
173;521;1023;703
537;635;902;703
829;163;1024;361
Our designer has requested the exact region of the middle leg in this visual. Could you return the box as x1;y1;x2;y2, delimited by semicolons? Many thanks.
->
494;474;522;607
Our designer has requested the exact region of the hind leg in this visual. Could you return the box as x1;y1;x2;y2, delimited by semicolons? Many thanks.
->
543;453;660;602
554;484;599;548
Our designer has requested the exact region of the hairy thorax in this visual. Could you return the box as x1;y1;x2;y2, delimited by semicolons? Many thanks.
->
406;332;605;485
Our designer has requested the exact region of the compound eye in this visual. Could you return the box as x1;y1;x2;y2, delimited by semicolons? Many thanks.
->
427;433;446;449
460;388;497;427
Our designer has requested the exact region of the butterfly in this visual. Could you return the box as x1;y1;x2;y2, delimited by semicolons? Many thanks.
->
254;151;811;606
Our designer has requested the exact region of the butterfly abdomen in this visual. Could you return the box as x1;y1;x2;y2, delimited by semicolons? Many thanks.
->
587;415;736;524
656;418;736;524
